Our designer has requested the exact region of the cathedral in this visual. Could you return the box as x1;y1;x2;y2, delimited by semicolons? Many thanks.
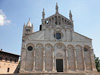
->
20;4;97;73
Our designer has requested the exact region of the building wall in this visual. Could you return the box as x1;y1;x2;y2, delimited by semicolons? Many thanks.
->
20;41;97;73
0;52;19;74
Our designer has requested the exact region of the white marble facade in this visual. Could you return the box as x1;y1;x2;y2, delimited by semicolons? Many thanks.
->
20;4;97;73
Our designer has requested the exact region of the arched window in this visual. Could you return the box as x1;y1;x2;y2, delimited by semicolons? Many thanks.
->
0;57;2;61
10;58;12;62
7;68;10;72
5;57;7;62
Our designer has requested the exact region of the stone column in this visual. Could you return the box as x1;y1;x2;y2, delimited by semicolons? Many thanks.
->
65;29;67;41
42;47;46;72
65;48;69;72
63;49;66;72
52;50;56;72
90;49;97;72
82;47;86;71
74;48;77;71
32;48;35;72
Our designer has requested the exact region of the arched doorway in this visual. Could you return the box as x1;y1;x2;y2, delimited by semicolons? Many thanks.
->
54;43;66;72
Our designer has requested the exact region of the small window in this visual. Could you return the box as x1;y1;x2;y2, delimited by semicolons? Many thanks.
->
26;29;30;32
7;68;10;72
5;58;7;62
0;57;2;61
84;48;88;52
55;21;57;25
15;59;16;63
54;33;61;40
10;58;12;62
27;46;33;51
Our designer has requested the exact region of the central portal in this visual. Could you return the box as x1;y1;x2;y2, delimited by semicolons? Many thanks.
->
56;59;63;72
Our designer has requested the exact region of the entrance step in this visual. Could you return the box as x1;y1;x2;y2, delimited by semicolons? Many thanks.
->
0;73;100;75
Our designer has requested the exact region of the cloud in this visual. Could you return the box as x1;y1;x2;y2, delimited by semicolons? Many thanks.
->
0;10;11;26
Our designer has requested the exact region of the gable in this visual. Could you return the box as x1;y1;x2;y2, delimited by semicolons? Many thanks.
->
26;30;45;41
73;32;92;42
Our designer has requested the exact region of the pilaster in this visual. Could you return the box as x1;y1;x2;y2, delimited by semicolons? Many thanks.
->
42;47;46;72
52;50;56;72
82;47;86;71
90;49;97;72
74;48;77;71
65;48;69;72
32;48;36;72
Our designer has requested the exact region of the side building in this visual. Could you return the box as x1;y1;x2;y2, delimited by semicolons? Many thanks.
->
0;49;20;74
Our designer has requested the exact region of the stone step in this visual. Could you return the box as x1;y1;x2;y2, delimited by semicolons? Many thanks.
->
0;73;100;75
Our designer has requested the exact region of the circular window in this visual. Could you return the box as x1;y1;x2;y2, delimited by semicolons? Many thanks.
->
27;46;33;51
84;48;88;52
54;33;61;39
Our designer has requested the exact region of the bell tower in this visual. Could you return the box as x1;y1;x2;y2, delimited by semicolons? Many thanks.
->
23;19;34;36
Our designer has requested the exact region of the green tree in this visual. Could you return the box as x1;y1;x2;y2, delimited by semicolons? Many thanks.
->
95;55;100;72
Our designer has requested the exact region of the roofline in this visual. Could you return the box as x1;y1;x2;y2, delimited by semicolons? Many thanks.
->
74;32;92;40
0;51;21;57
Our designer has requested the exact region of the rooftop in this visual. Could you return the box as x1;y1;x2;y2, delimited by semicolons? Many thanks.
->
0;49;20;57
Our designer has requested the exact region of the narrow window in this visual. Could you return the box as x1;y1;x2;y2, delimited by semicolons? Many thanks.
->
15;59;16;63
0;57;2;61
26;29;30;32
5;57;7;62
7;68;10;72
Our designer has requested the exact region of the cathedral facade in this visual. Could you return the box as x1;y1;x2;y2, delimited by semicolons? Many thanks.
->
20;4;97;73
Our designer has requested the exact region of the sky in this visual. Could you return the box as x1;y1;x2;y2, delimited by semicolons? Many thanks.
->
0;0;100;58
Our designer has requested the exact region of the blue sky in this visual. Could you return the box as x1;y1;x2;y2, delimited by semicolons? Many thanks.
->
0;0;100;58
